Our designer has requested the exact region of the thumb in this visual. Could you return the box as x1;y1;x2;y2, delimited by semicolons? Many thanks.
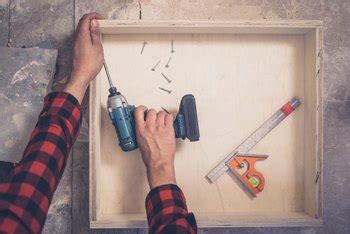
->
90;19;101;45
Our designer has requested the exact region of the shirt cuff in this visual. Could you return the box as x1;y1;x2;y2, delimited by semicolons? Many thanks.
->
145;184;188;224
40;91;82;140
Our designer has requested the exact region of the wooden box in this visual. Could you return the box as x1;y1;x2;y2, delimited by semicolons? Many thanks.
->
89;20;323;228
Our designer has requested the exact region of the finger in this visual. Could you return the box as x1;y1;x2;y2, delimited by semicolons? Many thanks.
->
90;19;102;45
146;109;157;124
77;12;104;34
165;114;174;127
76;12;102;34
156;111;166;126
134;105;147;129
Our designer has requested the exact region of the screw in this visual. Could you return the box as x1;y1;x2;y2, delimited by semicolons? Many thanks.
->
161;107;170;114
171;40;175;53
159;87;171;94
161;73;172;83
165;57;172;68
151;60;161;71
315;171;321;184
140;41;147;54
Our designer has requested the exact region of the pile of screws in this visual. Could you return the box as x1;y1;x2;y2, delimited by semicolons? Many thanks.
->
140;39;176;95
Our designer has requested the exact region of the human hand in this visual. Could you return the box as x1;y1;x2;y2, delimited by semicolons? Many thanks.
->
134;106;177;189
64;12;104;103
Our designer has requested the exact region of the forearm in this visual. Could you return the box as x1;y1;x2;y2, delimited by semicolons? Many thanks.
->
146;184;197;233
63;73;90;104
147;163;176;189
0;92;82;233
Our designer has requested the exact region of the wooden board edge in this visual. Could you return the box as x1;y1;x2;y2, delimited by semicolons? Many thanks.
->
301;25;324;219
89;74;101;223
196;218;323;228
98;20;324;35
88;78;95;222
98;20;323;28
90;220;148;229
315;26;324;220
89;218;322;229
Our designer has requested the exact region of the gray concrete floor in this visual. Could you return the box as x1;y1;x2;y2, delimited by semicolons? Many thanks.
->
0;0;349;233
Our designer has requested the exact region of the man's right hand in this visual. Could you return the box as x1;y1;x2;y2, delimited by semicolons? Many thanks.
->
134;106;177;189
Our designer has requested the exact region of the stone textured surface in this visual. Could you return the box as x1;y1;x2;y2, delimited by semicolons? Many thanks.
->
75;0;139;22
0;47;57;163
0;0;8;46
10;0;75;85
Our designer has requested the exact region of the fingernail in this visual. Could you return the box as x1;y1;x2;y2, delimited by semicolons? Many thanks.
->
91;19;98;27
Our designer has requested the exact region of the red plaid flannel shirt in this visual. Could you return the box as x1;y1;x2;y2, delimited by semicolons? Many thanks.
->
0;92;197;233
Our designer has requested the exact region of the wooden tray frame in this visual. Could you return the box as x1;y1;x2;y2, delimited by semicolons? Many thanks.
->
89;20;323;228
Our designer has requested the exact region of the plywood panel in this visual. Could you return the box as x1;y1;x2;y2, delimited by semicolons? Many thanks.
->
90;21;323;228
98;33;305;216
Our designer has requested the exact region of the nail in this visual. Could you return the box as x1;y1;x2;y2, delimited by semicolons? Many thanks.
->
161;73;172;83
161;107;170;114
315;171;321;184
171;40;175;53
140;41;147;54
165;57;171;68
91;19;98;27
151;60;161;71
159;87;171;94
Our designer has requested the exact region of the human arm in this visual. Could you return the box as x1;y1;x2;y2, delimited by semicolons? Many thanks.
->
134;107;198;233
0;12;103;233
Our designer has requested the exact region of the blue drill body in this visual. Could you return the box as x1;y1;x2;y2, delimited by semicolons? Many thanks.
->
107;93;137;151
107;93;189;151
107;96;136;151
103;62;199;152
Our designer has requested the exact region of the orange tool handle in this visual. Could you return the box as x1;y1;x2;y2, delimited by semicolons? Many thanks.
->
227;154;268;196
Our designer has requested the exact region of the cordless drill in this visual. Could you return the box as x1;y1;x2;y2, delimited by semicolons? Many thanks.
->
104;62;200;152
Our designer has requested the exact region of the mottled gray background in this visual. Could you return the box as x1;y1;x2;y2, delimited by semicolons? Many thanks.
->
0;47;57;163
0;0;349;233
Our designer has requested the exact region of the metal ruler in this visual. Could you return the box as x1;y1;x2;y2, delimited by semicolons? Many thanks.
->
206;98;301;183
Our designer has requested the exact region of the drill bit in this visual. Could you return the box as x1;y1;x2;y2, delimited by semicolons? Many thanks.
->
103;61;117;94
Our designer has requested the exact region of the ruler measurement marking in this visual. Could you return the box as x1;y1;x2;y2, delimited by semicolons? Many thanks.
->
206;99;301;183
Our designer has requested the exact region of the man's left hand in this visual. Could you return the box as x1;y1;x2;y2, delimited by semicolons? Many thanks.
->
64;12;104;103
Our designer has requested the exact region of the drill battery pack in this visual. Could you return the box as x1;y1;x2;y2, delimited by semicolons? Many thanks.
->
174;94;200;141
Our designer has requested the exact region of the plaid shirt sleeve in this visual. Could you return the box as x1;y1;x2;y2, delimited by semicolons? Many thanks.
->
145;184;198;233
0;92;82;233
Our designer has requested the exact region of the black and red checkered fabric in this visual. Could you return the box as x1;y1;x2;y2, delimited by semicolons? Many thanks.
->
0;92;197;233
146;184;197;233
0;92;82;233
